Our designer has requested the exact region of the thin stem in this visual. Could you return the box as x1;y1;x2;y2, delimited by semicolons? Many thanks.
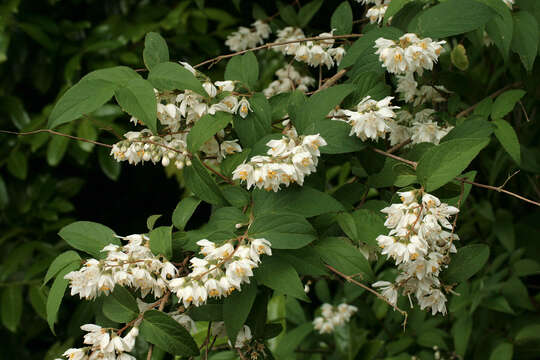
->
200;159;234;184
387;138;412;154
325;264;408;329
371;147;418;169
313;69;348;94
194;34;363;69
0;129;113;148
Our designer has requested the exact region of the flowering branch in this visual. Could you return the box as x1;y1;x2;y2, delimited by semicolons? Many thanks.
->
194;34;363;69
325;264;408;328
0;129;113;148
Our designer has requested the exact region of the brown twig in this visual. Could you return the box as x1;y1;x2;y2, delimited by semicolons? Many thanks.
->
456;82;522;118
0;129;113;148
325;264;408;329
371;147;418;169
200;159;234;184
194;34;363;69
313;69;348;94
387;138;412;154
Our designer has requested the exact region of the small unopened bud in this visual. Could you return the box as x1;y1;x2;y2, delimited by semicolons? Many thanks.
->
235;223;243;229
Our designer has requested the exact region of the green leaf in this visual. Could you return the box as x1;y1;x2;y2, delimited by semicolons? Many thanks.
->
29;285;47;320
512;259;540;276
183;156;227;206
443;244;490;283
47;124;72;166
275;248;327;276
293;84;355;134
187;112;232;152
222;185;250;208
58;221;120;258
98;146;121;181
489;342;513;360
482;296;515;314
311;119;367;154
1;286;23;332
114;78;158;134
249;213;317;249
254;257;309;301
483;0;513;60
337;209;386;246
143;32;170;70
452;316;472;357
172;197;201;230
384;0;414;24
224;282;257;342
277;2;298;26
411;0;495;38
331;1;353;35
148;62;206;96
102;287;139;323
44;250;81;285
7;150;28;180
313;237;374;281
224;52;259;88
515;324;540;344
442;119;494;141
233;93;272;147
140;310;199;356
493;119;521;164
149;226;173;258
511;11;539;72
147;214;162;230
416;138;490;191
80;66;141;87
48;80;116;129
492;89;526;119
253;186;344;217
46;262;80;333
0;175;8;209
76;118;98;152
274;323;313;357
298;0;323;27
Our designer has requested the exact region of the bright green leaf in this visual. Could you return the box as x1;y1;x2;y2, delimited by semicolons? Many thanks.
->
172;197;201;230
149;226;173;258
443;244;490;283
143;32;170;70
114;78;157;134
102;287;139;323
331;2;353;35
44;250;81;285
148;62;206;96
254;257;309;301
187;112;232;152
58;221;120;258
249;213;317;249
493;119;521;164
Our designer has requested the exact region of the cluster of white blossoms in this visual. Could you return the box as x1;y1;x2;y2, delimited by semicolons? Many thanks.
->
332;96;399;142
396;73;450;106
65;234;175;300
58;324;139;360
112;75;251;168
387;109;453;146
168;238;271;308
373;190;460;315
232;128;326;191
263;65;315;98
361;0;391;24
313;303;358;334
375;33;445;75
273;27;346;68
225;20;271;51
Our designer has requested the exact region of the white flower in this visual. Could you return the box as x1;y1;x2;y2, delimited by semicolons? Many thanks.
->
237;97;252;118
180;62;197;75
63;348;86;360
215;80;235;92
373;281;398;305
234;325;252;348
396;73;417;103
313;303;357;334
502;0;514;9
219;140;242;159
366;4;388;24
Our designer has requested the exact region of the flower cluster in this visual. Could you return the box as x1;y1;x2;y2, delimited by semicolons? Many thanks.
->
373;190;459;315
396;73;449;106
263;65;315;98
232;128;326;191
364;0;391;24
313;303;358;334
58;324;138;360
65;234;174;300
375;33;445;75
332;96;399;142
168;238;271;308
273;27;346;68
112;76;250;168
225;20;271;51
388;109;453;146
